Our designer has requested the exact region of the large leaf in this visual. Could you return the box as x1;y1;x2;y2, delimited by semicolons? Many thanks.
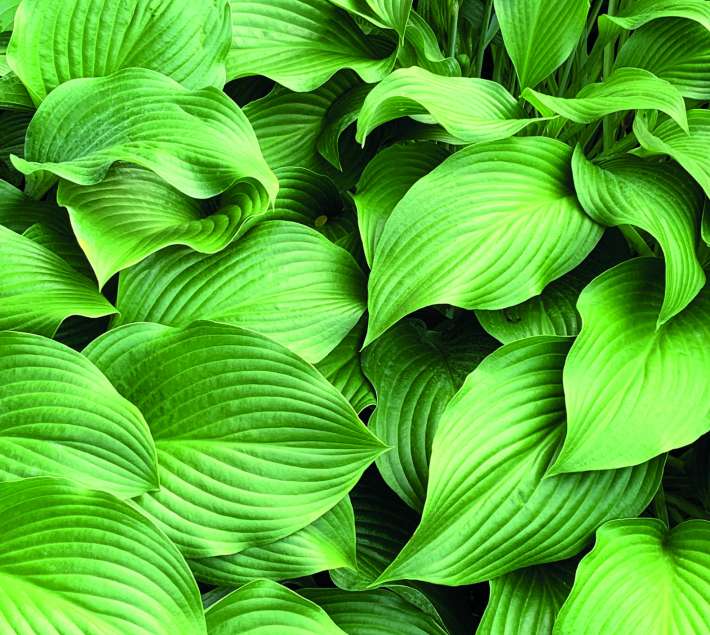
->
84;322;385;558
365;137;602;345
572;148;705;324
493;0;589;88
11;67;277;200
7;0;231;104
114;221;367;363
522;68;688;129
554;518;710;634
600;0;710;31
356;66;540;144
375;337;663;585
0;225;115;336
0;478;206;635
551;258;710;474
226;0;396;92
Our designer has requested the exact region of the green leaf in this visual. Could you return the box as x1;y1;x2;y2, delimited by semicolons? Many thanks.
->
114;221;367;364
0;478;206;635
600;0;710;31
7;0;231;103
366;137;602;345
356;66;540;144
353;141;449;267
522;68;688;130
493;0;589;88
0;177;61;233
330;0;413;36
188;497;356;586
703;205;710;246
11;67;277;200
375;337;663;585
478;565;572;635
363;318;496;510
270;167;342;225
226;0;396;92
57;163;270;288
551;257;710;474
0;0;18;31
84;321;385;558
0;225;116;336
397;10;461;77
0;331;157;498
0;108;30;166
206;580;346;634
553;518;710;635
634;110;710;198
0;72;33;110
572;148;705;325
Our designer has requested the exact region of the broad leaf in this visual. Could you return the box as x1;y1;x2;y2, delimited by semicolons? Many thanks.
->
554;518;710;634
376;337;663;585
7;0;231;103
366;137;602;345
84;322;385;557
600;0;710;31
114;221;367;363
551;257;710;474
0;478;206;635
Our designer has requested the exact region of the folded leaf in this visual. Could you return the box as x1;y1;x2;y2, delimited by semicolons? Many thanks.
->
552;258;710;473
84;322;385;558
115;221;367;363
0;478;206;635
398;10;461;77
600;0;710;31
7;0;231;104
270;167;342;225
554;518;710;634
11;67;277;200
366;137;602;345
376;337;663;585
330;0;412;36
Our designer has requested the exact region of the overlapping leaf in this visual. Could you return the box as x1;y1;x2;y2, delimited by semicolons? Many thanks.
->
600;0;710;32
330;0;412;36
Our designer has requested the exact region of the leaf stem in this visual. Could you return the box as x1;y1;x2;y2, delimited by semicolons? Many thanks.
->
474;0;494;77
602;0;617;151
448;1;460;59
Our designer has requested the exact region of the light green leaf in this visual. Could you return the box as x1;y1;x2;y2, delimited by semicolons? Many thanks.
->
363;318;496;510
189;497;356;586
84;321;385;558
0;72;33;109
353;141;449;267
0;177;61;233
478;565;572;635
0;478;206;635
522;68;688;130
375;337;663;585
114;221;366;363
397;10;461;77
11;67;277;201
551;258;710;474
58;163;270;288
7;0;231;103
635;110;710;201
600;0;710;31
0;225;115;336
493;0;589;88
226;0;396;92
329;0;413;36
366;137;602;345
553;518;710;635
356;66;540;144
572;148;705;324
0;331;157;498
0;0;18;31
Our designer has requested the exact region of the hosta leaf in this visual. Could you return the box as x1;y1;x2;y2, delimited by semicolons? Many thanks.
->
0;478;205;635
356;66;539;144
553;519;710;634
398;10;460;77
0;332;157;498
634;110;710;197
353;141;449;266
366;137;602;345
600;0;710;31
0;178;60;233
11;67;277;200
114;221;366;363
551;258;710;474
363;318;496;510
703;206;710;246
375;337;663;586
0;0;18;31
478;565;572;635
572;148;705;324
0;109;30;164
0;72;33;110
84;322;385;558
226;0;396;92
7;0;231;104
493;0;589;89
522;68;688;129
329;0;412;36
0;225;115;336
188;497;356;586
270;167;342;225
205;580;346;635
57;163;270;288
